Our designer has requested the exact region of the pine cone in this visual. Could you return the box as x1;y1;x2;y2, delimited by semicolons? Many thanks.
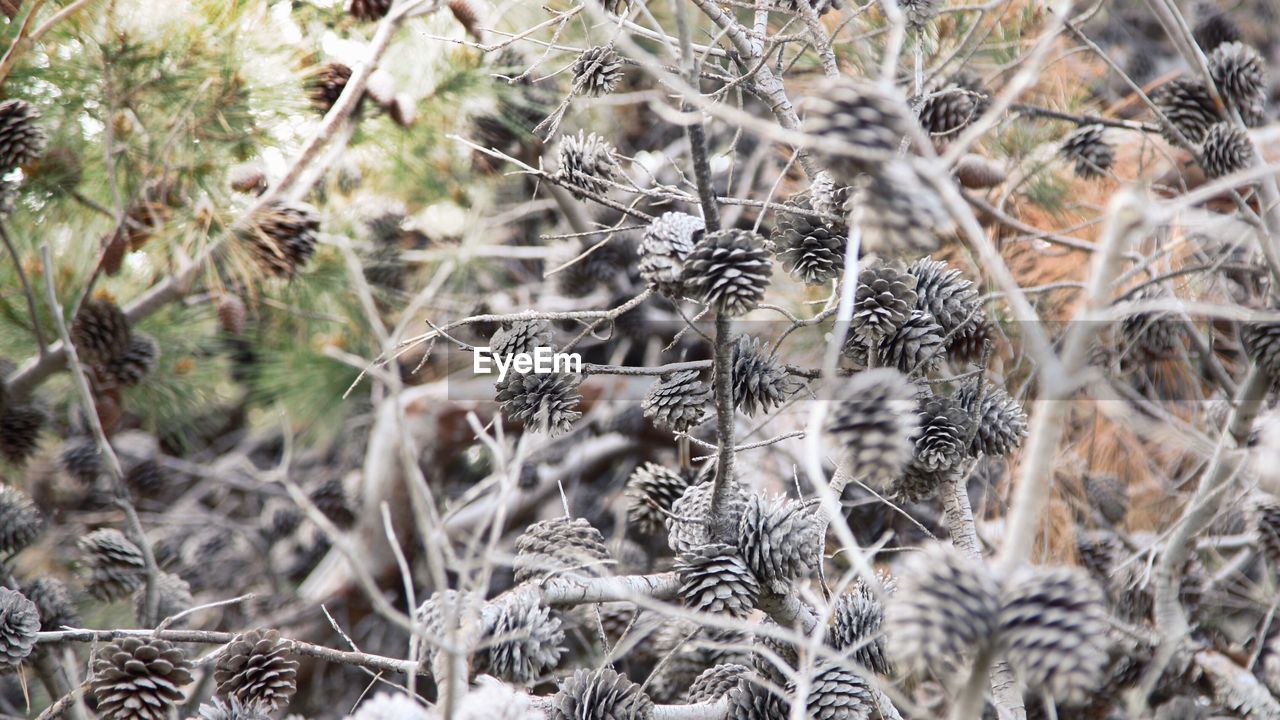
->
676;542;760;618
786;662;875;720
1256;496;1280;569
416;589;486;642
0;484;44;555
805;78;915;180
490;320;553;359
260;500;303;544
214;629;298;709
79;528;147;601
827;368;920;482
908;257;980;339
1119;286;1185;360
626;463;695;536
899;0;938;27
946;318;992;365
732;336;799;417
1152;78;1218;144
639;211;704;294
855;162;950;258
133;571;193;625
479;592;565;684
736;493;824;594
0;99;46;171
911;394;973;472
557;131;619;198
773;196;845;285
1059;124;1114;179
1208;41;1267;126
855;309;945;375
227;161;267;194
683;229;773;316
237;201;320;278
21;578;79;633
193;697;273;720
310;477;357;529
572;46;624;97
92;637;193;720
1199;122;1253;179
667;481;714;555
0;402;47;465
998;567;1109;705
954;382;1027;456
1083;473;1128;528
602;0;629;13
1075;529;1123;581
309;62;353;113
853;261;918;343
216;295;248;335
828;580;892;675
915;78;984;138
886;543;1000;674
553;235;634;298
1193;12;1240;52
642;370;710;432
0;588;38;670
453;676;547;720
348;692;434;720
495;371;583;435
552;667;654;720
807;171;852;219
346;0;391;21
649;624;749;703
59;437;102;484
1240;319;1280;377
727;674;789;720
892;458;952;503
100;332;160;386
514;517;612;582
686;663;750;703
72;299;131;365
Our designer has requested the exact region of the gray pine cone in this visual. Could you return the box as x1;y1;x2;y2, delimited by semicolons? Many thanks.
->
626;463;696;536
1200;122;1254;179
237;201;321;278
998;567;1109;705
667;481;714;555
773;196;845;285
558;131;620;198
1152;78;1218;144
787;662;875;720
514;517;613;582
732;336;799;417
0;588;39;670
495;372;582;435
805;78;916;181
899;0;938;27
736;493;824;594
1083;473;1128;527
854;309;945;375
490;320;553;359
572;46;624;97
21;578;79;633
807;171;852;219
1193;12;1241;52
214;629;298;710
92;637;194;720
827;368;920;482
855;162;949;259
915;79;983;138
828;580;892;675
479;592;566;684
852;261;918;343
60;437;102;484
552;667;654;720
683;229;773;316
347;692;433;720
78;528;147;601
1119;286;1185;360
686;663;750;703
886;542;1001;674
908;257;980;340
911;394;974;473
0;484;44;555
0;402;47;465
416;589;486;641
71;299;132;366
676;542;760;618
727;674;789;720
1059;125;1114;179
134;571;194;625
1241;319;1280;377
0;99;46;172
892;458;952;503
642;370;711;432
955;382;1028;457
1208;41;1267;126
649;624;749;703
100;332;160;386
639;211;704;293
